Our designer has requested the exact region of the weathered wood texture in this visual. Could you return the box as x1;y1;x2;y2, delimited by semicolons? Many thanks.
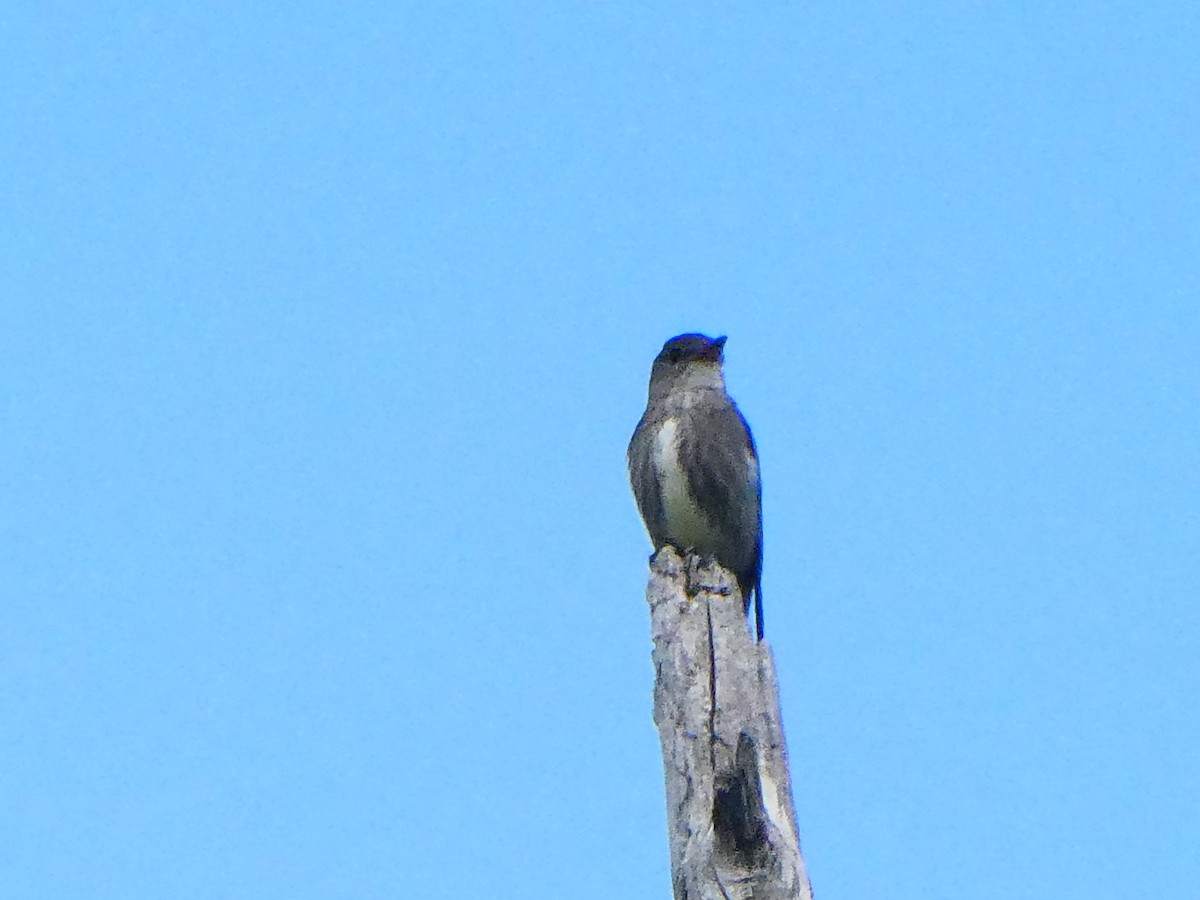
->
648;547;813;900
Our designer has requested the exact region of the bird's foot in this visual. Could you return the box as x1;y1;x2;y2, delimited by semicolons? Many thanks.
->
683;552;731;599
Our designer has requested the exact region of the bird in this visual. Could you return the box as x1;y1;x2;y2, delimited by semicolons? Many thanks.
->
627;333;764;639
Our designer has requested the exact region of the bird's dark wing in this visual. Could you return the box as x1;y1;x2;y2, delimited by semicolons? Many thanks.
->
682;400;763;629
627;413;668;549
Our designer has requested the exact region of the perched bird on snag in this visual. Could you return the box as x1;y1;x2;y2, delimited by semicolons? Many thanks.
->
628;333;764;639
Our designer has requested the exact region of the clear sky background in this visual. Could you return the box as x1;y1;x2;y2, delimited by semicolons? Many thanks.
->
2;4;1197;898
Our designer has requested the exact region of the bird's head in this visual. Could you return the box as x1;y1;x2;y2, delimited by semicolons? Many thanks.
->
647;333;727;398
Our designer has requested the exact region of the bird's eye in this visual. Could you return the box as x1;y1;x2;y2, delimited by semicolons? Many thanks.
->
667;348;682;363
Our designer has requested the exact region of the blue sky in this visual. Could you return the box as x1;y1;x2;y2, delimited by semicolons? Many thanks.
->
3;3;1197;898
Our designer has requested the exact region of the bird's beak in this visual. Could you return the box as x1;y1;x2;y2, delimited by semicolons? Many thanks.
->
708;335;727;361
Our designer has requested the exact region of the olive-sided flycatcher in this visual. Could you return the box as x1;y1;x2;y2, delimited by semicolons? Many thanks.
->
627;333;764;639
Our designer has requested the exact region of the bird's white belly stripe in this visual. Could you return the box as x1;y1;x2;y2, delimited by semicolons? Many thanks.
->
653;418;723;552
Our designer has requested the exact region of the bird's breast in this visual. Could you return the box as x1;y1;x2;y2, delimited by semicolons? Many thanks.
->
652;417;725;554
